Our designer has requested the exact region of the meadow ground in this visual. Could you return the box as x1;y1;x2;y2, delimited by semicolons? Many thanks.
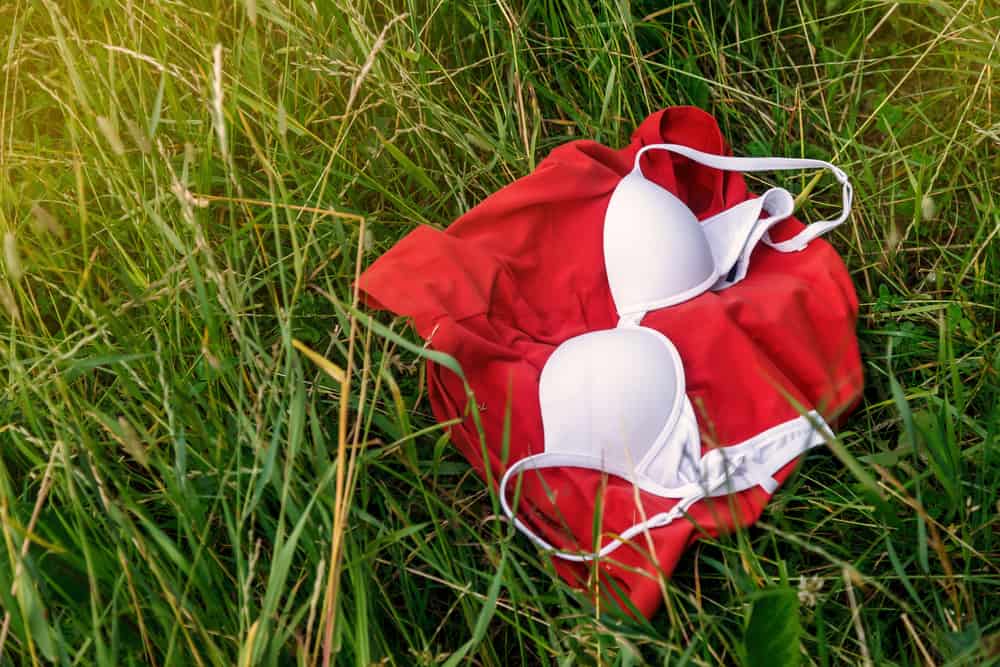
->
0;0;998;665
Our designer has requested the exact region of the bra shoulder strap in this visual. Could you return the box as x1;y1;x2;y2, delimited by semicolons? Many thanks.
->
634;143;854;253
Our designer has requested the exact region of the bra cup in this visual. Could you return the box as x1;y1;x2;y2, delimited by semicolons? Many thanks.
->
539;328;685;478
635;395;703;490
604;170;718;316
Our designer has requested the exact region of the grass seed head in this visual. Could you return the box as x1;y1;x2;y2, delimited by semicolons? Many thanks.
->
0;282;19;322
96;115;127;156
30;204;66;239
3;232;22;282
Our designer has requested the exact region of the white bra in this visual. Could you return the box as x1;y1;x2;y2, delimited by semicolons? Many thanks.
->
499;144;851;561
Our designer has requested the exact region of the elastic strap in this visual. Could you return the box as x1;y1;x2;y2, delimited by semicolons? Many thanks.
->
499;411;833;562
701;187;795;289
498;453;643;562
634;143;853;253
498;452;704;562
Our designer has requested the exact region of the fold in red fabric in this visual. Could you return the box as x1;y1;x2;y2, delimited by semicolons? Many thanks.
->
358;106;862;618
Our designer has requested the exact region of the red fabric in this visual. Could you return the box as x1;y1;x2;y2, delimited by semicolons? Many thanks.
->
358;107;862;618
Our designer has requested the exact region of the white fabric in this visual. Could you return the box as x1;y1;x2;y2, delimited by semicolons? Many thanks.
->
499;408;833;562
604;172;718;315
536;326;689;485
702;187;795;289
632;143;853;253
603;143;853;317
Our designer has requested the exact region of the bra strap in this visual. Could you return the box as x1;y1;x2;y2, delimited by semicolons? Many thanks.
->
499;411;833;563
498;452;640;562
701;187;796;289
633;143;853;254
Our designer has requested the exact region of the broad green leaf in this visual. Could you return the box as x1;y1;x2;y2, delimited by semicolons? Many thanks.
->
744;587;801;667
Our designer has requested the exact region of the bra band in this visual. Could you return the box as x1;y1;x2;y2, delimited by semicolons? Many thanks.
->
499;410;834;563
701;187;796;289
634;143;854;254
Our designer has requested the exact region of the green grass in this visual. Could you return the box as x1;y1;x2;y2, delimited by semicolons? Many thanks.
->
0;0;997;664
